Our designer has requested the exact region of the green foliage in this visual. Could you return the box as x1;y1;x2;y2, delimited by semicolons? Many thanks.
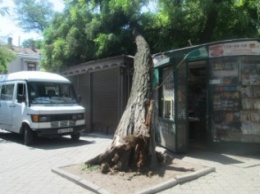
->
42;0;135;71
147;0;260;48
22;39;42;49
42;3;97;70
81;163;99;171
41;0;260;71
14;0;54;33
0;0;9;16
0;46;16;73
210;0;260;40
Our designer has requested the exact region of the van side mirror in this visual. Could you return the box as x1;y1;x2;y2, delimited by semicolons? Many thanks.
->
78;96;81;103
17;94;25;103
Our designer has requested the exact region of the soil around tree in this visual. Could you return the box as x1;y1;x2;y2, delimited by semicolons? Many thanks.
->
61;154;210;194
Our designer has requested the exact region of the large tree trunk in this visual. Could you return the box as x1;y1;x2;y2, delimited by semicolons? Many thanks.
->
199;0;222;43
85;33;160;173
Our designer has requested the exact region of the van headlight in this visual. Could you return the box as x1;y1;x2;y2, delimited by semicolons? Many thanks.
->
77;113;84;120
31;115;49;122
72;113;84;120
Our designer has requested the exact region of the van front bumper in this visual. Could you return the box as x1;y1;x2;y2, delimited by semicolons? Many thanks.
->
33;125;85;137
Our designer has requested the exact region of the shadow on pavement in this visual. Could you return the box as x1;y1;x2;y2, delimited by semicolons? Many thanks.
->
82;132;113;140
33;136;95;150
163;149;245;165
209;142;260;157
0;131;95;150
161;141;260;166
0;131;24;144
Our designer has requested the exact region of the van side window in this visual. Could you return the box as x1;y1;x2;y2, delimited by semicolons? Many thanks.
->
17;83;26;102
0;84;14;101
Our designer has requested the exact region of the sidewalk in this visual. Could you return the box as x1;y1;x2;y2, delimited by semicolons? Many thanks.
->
160;148;260;194
0;131;260;194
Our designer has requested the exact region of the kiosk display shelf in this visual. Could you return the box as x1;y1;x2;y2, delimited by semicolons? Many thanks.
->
211;56;260;142
240;57;260;136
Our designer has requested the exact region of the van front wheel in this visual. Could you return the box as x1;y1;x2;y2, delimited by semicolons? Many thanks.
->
24;125;34;146
71;133;80;141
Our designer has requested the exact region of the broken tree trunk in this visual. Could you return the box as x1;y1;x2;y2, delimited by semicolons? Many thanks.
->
85;33;160;173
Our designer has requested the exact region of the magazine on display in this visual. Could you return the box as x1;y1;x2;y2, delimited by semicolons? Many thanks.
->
210;42;260;141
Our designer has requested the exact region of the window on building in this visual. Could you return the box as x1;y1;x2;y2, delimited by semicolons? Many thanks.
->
27;63;36;71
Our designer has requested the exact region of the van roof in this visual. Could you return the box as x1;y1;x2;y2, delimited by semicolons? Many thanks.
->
0;71;70;83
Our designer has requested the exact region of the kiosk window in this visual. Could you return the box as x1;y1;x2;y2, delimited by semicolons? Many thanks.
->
159;67;174;120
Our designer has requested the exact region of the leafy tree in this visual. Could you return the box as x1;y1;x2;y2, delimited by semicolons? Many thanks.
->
0;0;15;73
42;0;153;71
41;0;260;71
0;46;16;73
22;38;42;49
154;0;260;47
198;0;260;42
0;0;9;16
42;4;97;71
14;0;55;33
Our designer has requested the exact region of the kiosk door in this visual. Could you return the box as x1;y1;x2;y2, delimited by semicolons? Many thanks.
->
156;60;189;152
156;66;176;151
175;61;189;152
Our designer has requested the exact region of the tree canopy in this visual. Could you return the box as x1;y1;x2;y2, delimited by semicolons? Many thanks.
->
14;0;55;33
0;0;9;16
23;0;259;71
0;46;16;73
0;0;16;73
21;38;42;49
41;0;145;70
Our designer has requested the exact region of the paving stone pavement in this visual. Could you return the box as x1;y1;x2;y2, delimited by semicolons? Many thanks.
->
1;130;260;194
159;149;260;194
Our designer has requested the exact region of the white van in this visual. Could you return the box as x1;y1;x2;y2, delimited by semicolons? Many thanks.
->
0;71;85;145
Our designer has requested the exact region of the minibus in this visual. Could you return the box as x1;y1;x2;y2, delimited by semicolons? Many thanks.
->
0;71;85;145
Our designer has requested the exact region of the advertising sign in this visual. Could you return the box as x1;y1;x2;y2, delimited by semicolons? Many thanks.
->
209;41;260;57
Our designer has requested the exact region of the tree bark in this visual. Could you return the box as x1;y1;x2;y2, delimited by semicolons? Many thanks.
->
199;0;223;43
85;33;159;173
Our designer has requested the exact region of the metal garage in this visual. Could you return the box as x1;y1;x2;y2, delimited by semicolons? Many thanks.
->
62;55;133;134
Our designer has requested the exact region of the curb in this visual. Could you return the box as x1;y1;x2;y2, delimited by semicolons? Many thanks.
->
52;166;108;194
137;167;215;194
52;165;215;194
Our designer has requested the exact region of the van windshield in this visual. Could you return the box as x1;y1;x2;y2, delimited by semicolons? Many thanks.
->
28;82;78;105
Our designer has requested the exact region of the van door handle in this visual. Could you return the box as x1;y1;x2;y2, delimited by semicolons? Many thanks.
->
9;105;15;108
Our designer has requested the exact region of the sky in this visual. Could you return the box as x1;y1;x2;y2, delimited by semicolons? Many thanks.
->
0;0;64;46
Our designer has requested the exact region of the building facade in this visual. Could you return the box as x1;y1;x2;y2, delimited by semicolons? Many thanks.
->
62;55;134;134
6;38;41;73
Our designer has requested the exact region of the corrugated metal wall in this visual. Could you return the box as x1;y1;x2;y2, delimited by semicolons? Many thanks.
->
78;73;91;132
65;56;134;135
69;73;91;132
92;68;119;134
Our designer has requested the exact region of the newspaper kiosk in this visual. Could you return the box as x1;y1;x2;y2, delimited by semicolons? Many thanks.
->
154;38;260;152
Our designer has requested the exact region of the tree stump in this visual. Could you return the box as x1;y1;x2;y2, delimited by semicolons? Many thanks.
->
85;33;160;173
